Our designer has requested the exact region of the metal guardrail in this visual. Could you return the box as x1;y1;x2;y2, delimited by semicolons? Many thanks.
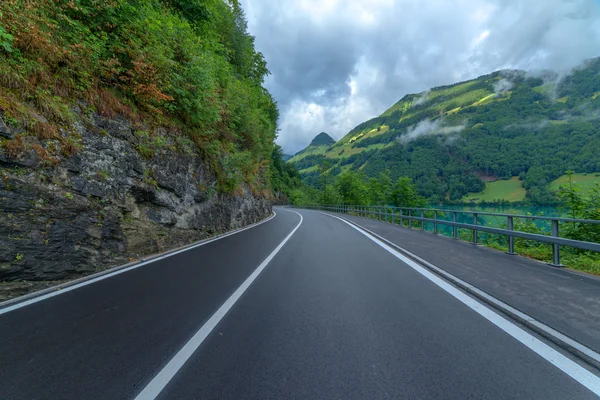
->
298;204;600;267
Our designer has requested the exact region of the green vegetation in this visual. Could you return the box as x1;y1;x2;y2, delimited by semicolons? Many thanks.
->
302;171;600;275
478;173;600;274
269;145;302;202
0;0;283;196
462;177;526;203
289;59;600;206
289;168;425;208
288;132;336;163
310;132;336;146
288;144;330;163
549;173;600;199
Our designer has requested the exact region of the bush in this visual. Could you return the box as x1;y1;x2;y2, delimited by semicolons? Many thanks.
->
0;0;278;194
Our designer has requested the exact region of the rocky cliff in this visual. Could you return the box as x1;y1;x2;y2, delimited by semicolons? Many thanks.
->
0;107;271;294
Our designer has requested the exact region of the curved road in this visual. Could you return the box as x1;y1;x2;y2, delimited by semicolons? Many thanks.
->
0;208;598;399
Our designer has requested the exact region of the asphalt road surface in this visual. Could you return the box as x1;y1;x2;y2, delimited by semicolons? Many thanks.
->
1;208;599;399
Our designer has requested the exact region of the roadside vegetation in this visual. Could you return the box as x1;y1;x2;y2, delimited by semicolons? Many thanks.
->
0;0;295;196
474;173;600;275
292;170;600;275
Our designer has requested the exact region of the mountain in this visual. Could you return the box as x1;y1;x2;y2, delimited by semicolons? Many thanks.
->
288;132;336;167
310;132;336;146
288;58;600;204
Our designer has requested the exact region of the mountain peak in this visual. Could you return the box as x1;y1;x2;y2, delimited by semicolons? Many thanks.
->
310;132;335;146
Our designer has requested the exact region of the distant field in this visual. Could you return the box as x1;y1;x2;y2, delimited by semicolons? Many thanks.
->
328;142;389;159
462;177;526;202
549;173;600;198
287;144;329;163
298;165;318;174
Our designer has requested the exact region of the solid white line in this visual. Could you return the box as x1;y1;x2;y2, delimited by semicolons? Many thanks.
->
0;212;277;316
133;210;303;400
323;212;600;396
325;213;600;365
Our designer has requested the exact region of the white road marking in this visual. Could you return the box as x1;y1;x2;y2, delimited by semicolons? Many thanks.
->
0;212;277;316
329;213;600;366
324;212;600;396
133;210;303;400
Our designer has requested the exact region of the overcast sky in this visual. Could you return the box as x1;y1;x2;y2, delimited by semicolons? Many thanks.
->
241;0;600;153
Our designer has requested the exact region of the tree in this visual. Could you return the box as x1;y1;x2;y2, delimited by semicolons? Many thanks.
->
389;177;426;207
319;159;334;204
335;171;368;205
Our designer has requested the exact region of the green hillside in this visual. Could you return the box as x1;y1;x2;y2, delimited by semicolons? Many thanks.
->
549;173;600;199
310;132;336;146
462;177;526;203
288;132;335;163
288;59;600;205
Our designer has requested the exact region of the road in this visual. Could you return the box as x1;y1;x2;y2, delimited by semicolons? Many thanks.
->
0;208;599;399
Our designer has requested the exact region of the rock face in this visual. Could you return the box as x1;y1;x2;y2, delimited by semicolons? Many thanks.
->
0;110;271;282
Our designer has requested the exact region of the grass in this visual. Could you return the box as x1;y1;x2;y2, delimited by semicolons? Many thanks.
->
327;142;389;159
298;165;319;174
471;93;496;107
462;177;526;202
288;144;330;163
549;173;600;198
533;83;555;96
380;99;412;117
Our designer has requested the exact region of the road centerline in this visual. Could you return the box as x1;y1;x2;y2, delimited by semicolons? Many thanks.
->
321;211;600;396
133;209;303;400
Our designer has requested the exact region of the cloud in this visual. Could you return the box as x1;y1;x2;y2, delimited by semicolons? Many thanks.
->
493;78;514;96
397;119;467;144
242;0;600;152
504;119;551;131
412;91;430;107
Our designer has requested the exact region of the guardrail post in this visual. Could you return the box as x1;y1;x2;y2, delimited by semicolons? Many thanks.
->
452;212;458;239
408;209;412;228
421;210;425;230
472;213;479;245
433;211;438;234
399;209;403;226
550;220;562;267
507;216;516;255
392;208;396;225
